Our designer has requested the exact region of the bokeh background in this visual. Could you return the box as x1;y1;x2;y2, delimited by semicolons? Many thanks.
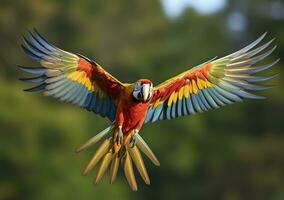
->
0;0;284;199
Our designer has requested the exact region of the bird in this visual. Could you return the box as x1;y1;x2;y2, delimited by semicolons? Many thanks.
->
19;30;278;191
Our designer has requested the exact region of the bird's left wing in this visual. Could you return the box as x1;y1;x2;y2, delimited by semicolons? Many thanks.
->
19;30;124;121
144;33;278;123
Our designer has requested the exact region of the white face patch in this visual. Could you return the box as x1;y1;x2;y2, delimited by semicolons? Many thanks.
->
133;82;153;101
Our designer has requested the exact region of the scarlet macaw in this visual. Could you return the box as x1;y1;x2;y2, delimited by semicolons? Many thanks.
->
19;30;278;190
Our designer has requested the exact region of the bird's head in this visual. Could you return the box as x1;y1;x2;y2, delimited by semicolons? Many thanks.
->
132;79;153;102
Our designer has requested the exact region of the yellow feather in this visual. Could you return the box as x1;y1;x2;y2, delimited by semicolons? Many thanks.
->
172;92;178;104
94;152;112;184
68;71;96;91
109;154;120;184
124;152;137;191
188;82;193;93
68;72;75;80
196;79;202;89
129;146;150;185
192;79;198;94
206;81;214;88
184;84;190;98
136;134;160;166
84;77;94;91
178;87;184;100
68;71;80;81
168;92;175;107
82;138;111;175
153;98;164;108
197;79;207;89
75;71;85;82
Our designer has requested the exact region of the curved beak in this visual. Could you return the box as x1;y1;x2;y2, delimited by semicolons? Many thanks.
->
142;84;150;101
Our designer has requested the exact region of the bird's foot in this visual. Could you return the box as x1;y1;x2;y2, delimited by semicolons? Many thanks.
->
117;126;123;145
129;130;138;148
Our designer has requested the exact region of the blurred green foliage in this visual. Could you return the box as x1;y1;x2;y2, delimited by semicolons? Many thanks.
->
0;0;284;199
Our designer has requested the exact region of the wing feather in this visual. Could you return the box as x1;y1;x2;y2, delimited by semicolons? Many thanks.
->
20;30;124;121
145;33;278;123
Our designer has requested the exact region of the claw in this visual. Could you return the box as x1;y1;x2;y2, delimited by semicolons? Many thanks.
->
129;130;138;148
117;126;123;145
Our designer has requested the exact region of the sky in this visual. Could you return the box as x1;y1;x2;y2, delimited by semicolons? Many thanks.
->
161;0;226;17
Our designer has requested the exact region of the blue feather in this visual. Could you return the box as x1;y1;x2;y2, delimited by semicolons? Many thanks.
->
176;99;183;116
199;91;211;110
28;31;51;54
61;83;80;102
211;88;233;104
74;86;88;104
244;74;278;83
145;105;155;123
46;80;70;97
89;92;97;111
53;80;75;98
101;98;110;117
33;29;58;52
159;108;166;120
186;97;195;115
237;90;265;99
229;59;279;74
21;45;41;61
202;89;219;108
46;78;69;90
152;104;163;122
195;94;206;111
19;75;47;83
171;103;176;119
108;102;116;122
93;96;103;114
70;85;85;103
78;90;90;107
18;66;46;75
182;98;188;116
24;83;46;92
166;104;172;120
22;36;47;58
215;85;242;102
191;94;202;112
206;89;225;106
84;93;94;110
234;81;272;91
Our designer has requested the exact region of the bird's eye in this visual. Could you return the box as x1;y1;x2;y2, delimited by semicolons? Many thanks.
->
138;92;143;99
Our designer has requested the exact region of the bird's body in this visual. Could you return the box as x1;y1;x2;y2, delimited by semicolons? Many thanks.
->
111;81;153;154
116;86;151;134
19;30;278;191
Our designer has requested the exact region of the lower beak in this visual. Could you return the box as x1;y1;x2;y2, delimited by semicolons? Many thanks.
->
142;84;150;101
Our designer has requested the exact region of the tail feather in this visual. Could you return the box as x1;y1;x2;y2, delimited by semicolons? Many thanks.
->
109;154;120;184
128;146;150;185
136;134;160;166
76;126;113;152
94;152;112;184
82;138;111;175
77;125;160;191
124;151;138;191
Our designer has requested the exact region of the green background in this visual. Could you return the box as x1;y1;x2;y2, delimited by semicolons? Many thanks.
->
0;0;283;199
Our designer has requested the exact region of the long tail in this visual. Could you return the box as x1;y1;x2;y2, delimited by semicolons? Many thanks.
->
76;125;160;191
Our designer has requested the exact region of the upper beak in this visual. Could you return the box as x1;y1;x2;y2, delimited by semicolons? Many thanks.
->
142;84;150;101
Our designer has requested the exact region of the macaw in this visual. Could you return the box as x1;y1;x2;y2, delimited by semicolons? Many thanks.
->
19;30;278;191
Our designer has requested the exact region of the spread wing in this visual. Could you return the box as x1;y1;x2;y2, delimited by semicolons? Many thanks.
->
144;33;278;123
19;30;124;121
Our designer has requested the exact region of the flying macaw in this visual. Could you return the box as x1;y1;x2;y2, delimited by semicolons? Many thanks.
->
19;30;278;191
